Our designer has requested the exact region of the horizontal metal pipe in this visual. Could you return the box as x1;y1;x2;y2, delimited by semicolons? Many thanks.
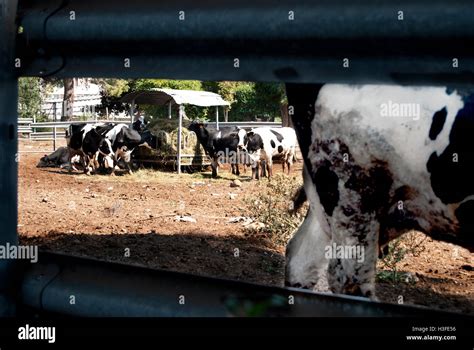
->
19;0;474;41
16;0;474;84
19;252;463;317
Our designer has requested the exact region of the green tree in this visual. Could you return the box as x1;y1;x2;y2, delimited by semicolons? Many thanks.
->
213;81;285;122
93;78;130;98
230;83;257;121
253;82;285;121
18;77;42;120
92;78;132;117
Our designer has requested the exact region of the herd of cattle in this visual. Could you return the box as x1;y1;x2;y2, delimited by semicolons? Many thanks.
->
37;121;299;179
38;123;144;175
188;122;298;179
34;83;473;301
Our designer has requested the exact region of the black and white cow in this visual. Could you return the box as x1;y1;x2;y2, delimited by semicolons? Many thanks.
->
284;84;474;298
188;121;244;178
67;123;115;175
36;147;82;170
103;123;142;174
237;127;297;179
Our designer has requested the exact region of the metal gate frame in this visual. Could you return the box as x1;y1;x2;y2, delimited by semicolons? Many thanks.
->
2;0;474;317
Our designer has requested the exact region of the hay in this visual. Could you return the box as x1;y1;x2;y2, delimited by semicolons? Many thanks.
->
134;126;209;168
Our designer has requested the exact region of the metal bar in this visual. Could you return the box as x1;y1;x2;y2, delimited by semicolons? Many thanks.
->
129;98;135;123
0;0;19;317
16;0;474;85
207;121;282;129
53;126;57;150
18;150;62;154
29;120;127;127
215;106;219;130
177;105;183;174
20;252;464;317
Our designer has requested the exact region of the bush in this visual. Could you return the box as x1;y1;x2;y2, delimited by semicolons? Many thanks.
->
377;231;427;283
244;174;307;246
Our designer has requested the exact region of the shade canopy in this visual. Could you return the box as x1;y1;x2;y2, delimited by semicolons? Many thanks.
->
121;88;230;107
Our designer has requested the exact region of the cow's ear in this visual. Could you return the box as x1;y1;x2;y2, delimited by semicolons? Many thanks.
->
247;131;254;137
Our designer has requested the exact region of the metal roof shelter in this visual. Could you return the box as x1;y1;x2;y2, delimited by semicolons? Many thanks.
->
121;88;230;174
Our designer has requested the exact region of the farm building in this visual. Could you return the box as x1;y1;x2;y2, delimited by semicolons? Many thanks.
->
41;79;102;120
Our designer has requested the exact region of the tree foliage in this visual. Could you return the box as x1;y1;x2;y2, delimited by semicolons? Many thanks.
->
18;77;287;124
93;78;130;98
18;78;42;120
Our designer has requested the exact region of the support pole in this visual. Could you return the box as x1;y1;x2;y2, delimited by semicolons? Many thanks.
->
215;106;219;130
129;98;135;127
53;126;57;150
0;0;19;316
177;105;183;174
168;101;172;119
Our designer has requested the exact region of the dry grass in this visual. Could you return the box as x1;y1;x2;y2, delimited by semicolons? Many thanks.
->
243;174;307;246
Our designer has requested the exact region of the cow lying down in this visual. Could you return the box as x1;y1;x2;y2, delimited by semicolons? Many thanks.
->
285;84;474;299
37;147;82;170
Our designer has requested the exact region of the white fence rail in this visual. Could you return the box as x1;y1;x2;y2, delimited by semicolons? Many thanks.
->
207;121;282;129
18;119;282;153
18;119;133;152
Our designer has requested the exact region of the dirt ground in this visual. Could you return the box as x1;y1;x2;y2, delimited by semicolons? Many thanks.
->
18;140;473;315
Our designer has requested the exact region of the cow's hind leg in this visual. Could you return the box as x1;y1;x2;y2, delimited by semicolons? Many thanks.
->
211;157;219;178
286;150;294;175
325;203;379;298
260;160;267;178
251;161;260;180
266;158;273;178
312;152;390;298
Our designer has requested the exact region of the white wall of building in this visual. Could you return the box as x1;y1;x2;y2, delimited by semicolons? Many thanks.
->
41;81;102;120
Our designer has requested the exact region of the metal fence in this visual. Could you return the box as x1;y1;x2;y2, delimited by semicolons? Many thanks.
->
17;118;132;152
17;119;282;153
